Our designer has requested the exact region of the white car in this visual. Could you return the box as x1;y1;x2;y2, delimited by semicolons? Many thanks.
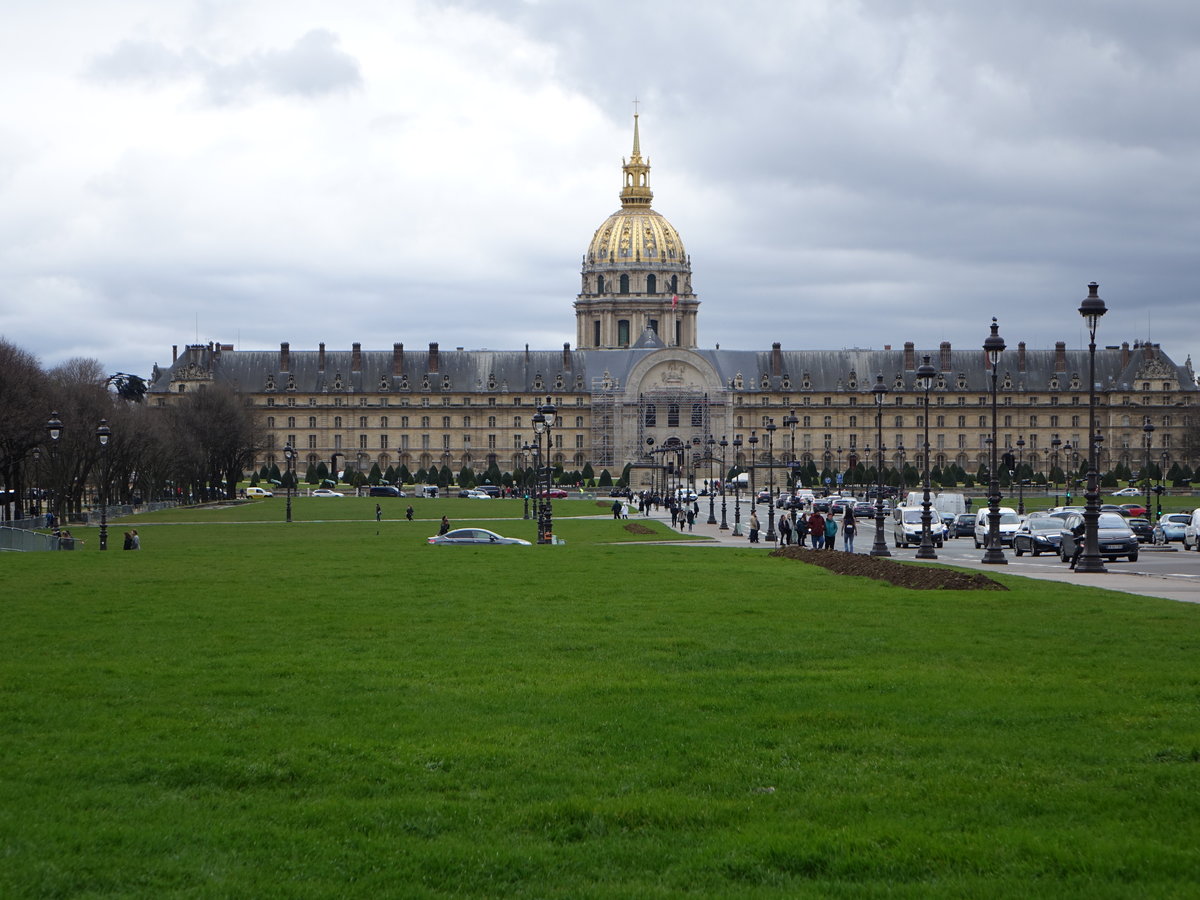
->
893;508;947;548
1111;487;1144;497
465;489;493;500
973;507;1021;548
311;488;344;498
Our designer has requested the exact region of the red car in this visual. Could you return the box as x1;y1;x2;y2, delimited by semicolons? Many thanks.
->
1119;503;1147;517
537;488;568;499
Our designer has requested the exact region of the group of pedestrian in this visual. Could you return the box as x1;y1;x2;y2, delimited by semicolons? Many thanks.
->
122;530;141;550
748;501;858;552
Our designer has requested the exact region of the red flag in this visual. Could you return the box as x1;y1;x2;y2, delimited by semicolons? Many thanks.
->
671;294;679;309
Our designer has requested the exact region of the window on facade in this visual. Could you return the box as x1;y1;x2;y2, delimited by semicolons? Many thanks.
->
575;435;584;448
824;415;832;427
488;435;496;449
308;435;317;449
401;435;409;449
648;318;658;335
442;435;450;449
645;404;657;427
488;416;496;428
359;435;368;449
936;415;945;427
421;435;429;449
334;435;342;449
894;416;903;428
803;416;811;427
849;415;858;428
334;416;342;429
513;416;521;428
667;404;679;426
267;416;275;428
286;416;295;428
576;416;584;428
421;416;430;428
691;404;703;427
619;274;629;294
978;416;987;428
617;320;630;346
593;321;601;345
380;435;388;449
442;416;451;429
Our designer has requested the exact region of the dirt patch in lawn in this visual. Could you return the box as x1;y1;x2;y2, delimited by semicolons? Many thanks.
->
623;522;657;535
769;546;1008;591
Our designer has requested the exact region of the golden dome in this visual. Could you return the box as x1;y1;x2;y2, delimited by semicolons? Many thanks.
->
584;113;687;266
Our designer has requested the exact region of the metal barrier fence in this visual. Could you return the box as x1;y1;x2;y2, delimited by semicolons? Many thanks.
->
0;526;77;552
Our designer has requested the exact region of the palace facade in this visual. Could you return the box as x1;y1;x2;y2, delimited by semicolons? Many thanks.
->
147;117;1198;485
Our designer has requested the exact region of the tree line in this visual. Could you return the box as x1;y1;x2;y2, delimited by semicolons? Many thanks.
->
0;338;260;521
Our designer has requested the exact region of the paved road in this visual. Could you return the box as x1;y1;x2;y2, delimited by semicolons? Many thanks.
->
647;499;1200;604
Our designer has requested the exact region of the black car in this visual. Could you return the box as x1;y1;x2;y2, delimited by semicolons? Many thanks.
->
1058;512;1139;563
951;513;976;538
1013;517;1064;557
369;485;404;498
1126;517;1154;543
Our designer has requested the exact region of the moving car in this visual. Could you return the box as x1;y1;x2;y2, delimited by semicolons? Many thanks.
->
1111;487;1143;497
892;508;946;548
1153;513;1190;545
951;513;976;538
973;507;1020;548
245;486;273;498
1119;503;1148;518
1126;517;1154;543
1184;509;1200;551
537;488;568;499
369;485;404;498
311;488;343;498
1057;512;1139;563
427;528;531;546
464;490;493;500
1013;517;1065;557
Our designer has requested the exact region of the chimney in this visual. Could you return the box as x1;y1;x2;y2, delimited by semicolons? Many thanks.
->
428;342;439;373
318;342;326;372
393;343;404;376
903;342;915;371
939;341;952;371
172;345;177;363
563;342;572;370
280;342;290;373
771;342;783;376
1122;341;1130;367
351;342;362;373
1018;342;1026;373
1144;342;1156;361
1055;341;1067;373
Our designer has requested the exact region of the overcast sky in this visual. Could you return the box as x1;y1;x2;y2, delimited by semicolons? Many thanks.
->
2;0;1198;381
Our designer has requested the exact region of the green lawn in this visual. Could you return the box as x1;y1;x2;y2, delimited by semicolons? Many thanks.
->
3;509;1200;897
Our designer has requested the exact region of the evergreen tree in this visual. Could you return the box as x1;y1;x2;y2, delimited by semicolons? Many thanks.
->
619;463;632;487
249;470;259;486
368;462;383;485
398;464;412;484
598;468;613;487
458;466;475;488
311;461;327;484
438;465;453;486
384;464;397;484
581;462;595;485
260;465;270;481
269;462;282;484
414;467;427;484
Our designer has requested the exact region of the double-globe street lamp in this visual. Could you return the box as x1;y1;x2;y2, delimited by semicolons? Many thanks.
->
870;374;891;558
283;442;295;523
1016;436;1026;516
981;318;1007;565
1143;417;1155;520
731;434;743;537
705;435;718;525
96;419;111;551
915;355;938;560
748;430;759;538
1076;282;1109;574
520;443;532;519
1051;434;1062;506
717;436;729;530
764;419;778;544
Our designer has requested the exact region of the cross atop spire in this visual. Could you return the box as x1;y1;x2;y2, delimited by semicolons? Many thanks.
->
620;111;652;208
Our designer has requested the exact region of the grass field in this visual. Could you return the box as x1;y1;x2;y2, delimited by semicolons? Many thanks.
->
4;499;1200;897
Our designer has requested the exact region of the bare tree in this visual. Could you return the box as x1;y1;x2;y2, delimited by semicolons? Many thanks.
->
167;386;262;501
0;340;51;519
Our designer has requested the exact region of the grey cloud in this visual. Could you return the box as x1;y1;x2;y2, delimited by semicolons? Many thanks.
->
85;29;361;102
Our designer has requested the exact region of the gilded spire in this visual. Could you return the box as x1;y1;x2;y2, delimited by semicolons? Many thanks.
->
620;113;653;208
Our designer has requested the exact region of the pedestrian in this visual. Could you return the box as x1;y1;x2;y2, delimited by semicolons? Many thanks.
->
1068;519;1086;569
670;505;680;528
842;509;857;554
793;509;806;547
122;531;133;550
749;510;760;543
406;505;414;521
809;510;825;549
612;499;622;519
438;515;450;535
778;513;791;545
825;514;838;550
131;530;140;550
686;507;695;531
375;503;382;522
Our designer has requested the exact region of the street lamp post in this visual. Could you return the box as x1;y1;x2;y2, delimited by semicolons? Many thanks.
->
1076;282;1108;574
284;442;295;523
764;419;778;543
870;374;891;557
981;318;1007;565
705;435;717;524
916;355;938;559
748;430;759;538
533;397;556;544
1016;436;1026;515
1158;451;1169;522
1051;434;1062;506
783;411;798;491
32;447;41;518
521;443;532;519
731;434;743;537
96;419;111;551
718;436;729;530
46;412;63;524
1143;418;1155;520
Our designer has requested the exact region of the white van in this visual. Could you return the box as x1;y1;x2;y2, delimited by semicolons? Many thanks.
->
934;492;968;518
245;486;273;498
1184;508;1200;551
974;507;1020;548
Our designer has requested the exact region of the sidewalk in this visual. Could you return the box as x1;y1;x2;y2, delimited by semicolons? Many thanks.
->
646;499;1200;604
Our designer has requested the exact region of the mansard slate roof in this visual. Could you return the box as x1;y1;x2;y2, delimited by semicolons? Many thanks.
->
149;340;1195;397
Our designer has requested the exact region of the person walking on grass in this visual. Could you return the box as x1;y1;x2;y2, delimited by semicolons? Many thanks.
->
439;515;450;535
375;503;382;522
406;505;414;521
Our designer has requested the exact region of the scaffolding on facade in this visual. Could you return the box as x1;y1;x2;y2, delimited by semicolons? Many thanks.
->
590;375;619;470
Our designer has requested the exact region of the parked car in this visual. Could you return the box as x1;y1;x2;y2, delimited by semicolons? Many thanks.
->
311;488;344;498
1183;509;1200;551
892;508;946;548
1126;517;1154;543
464;490;493;500
1013;517;1065;557
973;507;1020;548
477;485;502;497
537;488;568;499
369;485;404;498
1153;513;1190;545
427;528;531;546
1111;487;1143;497
1099;504;1128;516
1057;512;1139;563
245;486;273;498
1119;503;1148;518
950;513;976;538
